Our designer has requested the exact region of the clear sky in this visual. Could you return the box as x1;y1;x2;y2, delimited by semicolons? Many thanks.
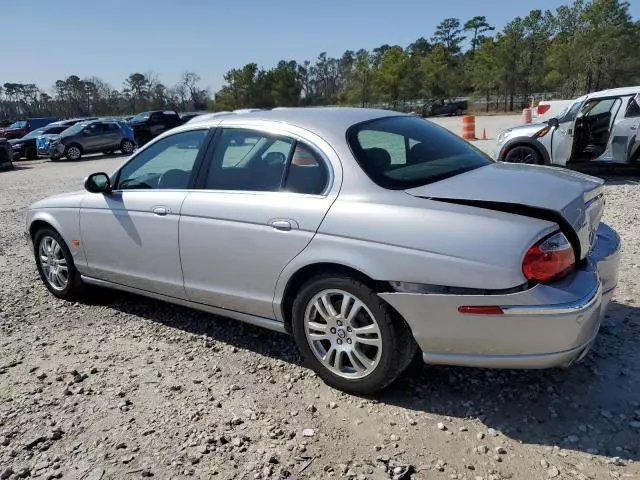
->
5;0;640;93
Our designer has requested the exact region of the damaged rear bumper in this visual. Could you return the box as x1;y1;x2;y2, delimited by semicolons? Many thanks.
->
379;223;620;369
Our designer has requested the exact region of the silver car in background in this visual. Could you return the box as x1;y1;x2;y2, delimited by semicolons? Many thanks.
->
497;86;640;166
26;108;620;394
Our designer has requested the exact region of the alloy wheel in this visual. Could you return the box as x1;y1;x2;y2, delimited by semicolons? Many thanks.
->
39;236;68;291
67;146;81;160
506;146;539;164
122;141;134;153
304;289;383;379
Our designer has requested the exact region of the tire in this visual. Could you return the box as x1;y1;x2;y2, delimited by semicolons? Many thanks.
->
120;139;135;154
291;274;416;394
455;108;463;116
33;227;85;300
504;145;542;165
65;144;82;161
25;146;37;160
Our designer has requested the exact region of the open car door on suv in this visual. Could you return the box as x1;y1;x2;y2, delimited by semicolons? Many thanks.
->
550;101;582;166
571;97;623;162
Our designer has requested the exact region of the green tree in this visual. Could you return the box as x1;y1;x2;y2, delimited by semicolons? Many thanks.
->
464;16;495;52
432;18;466;55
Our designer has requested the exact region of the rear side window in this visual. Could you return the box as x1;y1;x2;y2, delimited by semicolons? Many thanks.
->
347;116;492;189
203;128;328;195
625;95;640;118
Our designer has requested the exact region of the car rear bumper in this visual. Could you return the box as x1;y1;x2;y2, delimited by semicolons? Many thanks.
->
379;223;620;369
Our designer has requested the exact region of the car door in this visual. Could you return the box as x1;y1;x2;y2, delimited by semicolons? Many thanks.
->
607;93;640;163
77;123;100;152
550;99;583;166
179;126;338;319
102;122;123;150
149;113;165;136
80;128;211;298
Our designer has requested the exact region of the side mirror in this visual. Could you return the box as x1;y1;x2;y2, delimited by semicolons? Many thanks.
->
547;117;559;128
82;128;92;135
84;172;111;193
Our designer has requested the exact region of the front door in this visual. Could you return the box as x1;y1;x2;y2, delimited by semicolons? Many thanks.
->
550;100;582;166
79;122;107;153
80;128;210;297
179;127;337;319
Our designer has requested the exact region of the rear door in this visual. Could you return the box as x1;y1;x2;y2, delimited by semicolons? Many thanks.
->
179;125;338;319
607;93;640;163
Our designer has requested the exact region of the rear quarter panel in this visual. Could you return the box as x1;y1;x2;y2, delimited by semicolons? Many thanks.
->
274;192;557;316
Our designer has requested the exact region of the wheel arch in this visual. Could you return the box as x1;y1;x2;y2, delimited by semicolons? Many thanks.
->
29;215;64;241
500;138;551;165
65;142;84;157
278;262;392;334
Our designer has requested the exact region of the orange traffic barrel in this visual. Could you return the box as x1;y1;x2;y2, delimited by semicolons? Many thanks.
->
522;108;532;124
461;115;476;140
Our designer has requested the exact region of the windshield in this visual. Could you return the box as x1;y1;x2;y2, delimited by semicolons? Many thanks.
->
8;121;27;129
131;112;151;122
22;129;47;140
347;115;493;190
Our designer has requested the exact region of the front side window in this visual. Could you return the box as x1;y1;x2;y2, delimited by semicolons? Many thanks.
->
203;128;328;194
347;115;492;190
116;129;208;190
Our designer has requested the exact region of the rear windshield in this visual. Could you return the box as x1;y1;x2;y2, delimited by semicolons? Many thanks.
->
346;115;493;190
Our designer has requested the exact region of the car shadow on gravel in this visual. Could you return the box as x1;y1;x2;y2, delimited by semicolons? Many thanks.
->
93;292;639;460
382;300;640;460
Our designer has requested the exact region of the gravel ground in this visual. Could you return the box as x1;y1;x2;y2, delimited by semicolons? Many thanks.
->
1;131;640;480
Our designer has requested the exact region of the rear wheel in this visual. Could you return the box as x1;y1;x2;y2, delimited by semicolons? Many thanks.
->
65;144;82;161
292;274;415;394
504;145;542;165
33;228;85;300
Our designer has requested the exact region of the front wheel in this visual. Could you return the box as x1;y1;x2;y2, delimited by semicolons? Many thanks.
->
504;145;542;165
65;144;82;161
291;274;415;394
33;228;85;300
120;139;135;154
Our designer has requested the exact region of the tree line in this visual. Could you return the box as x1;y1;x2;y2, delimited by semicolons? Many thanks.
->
1;0;639;120
0;72;210;120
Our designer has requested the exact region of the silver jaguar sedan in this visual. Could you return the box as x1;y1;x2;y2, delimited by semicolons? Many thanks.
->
26;108;621;394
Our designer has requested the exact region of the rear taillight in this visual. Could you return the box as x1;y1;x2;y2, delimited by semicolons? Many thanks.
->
522;231;575;283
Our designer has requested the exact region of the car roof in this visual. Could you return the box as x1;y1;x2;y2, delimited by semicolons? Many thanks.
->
583;86;640;100
186;107;402;137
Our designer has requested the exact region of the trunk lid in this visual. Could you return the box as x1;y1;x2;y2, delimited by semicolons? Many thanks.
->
405;163;604;260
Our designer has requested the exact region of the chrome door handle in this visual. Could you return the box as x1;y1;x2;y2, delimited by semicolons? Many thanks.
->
153;206;170;216
631;125;638;131
271;220;292;231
